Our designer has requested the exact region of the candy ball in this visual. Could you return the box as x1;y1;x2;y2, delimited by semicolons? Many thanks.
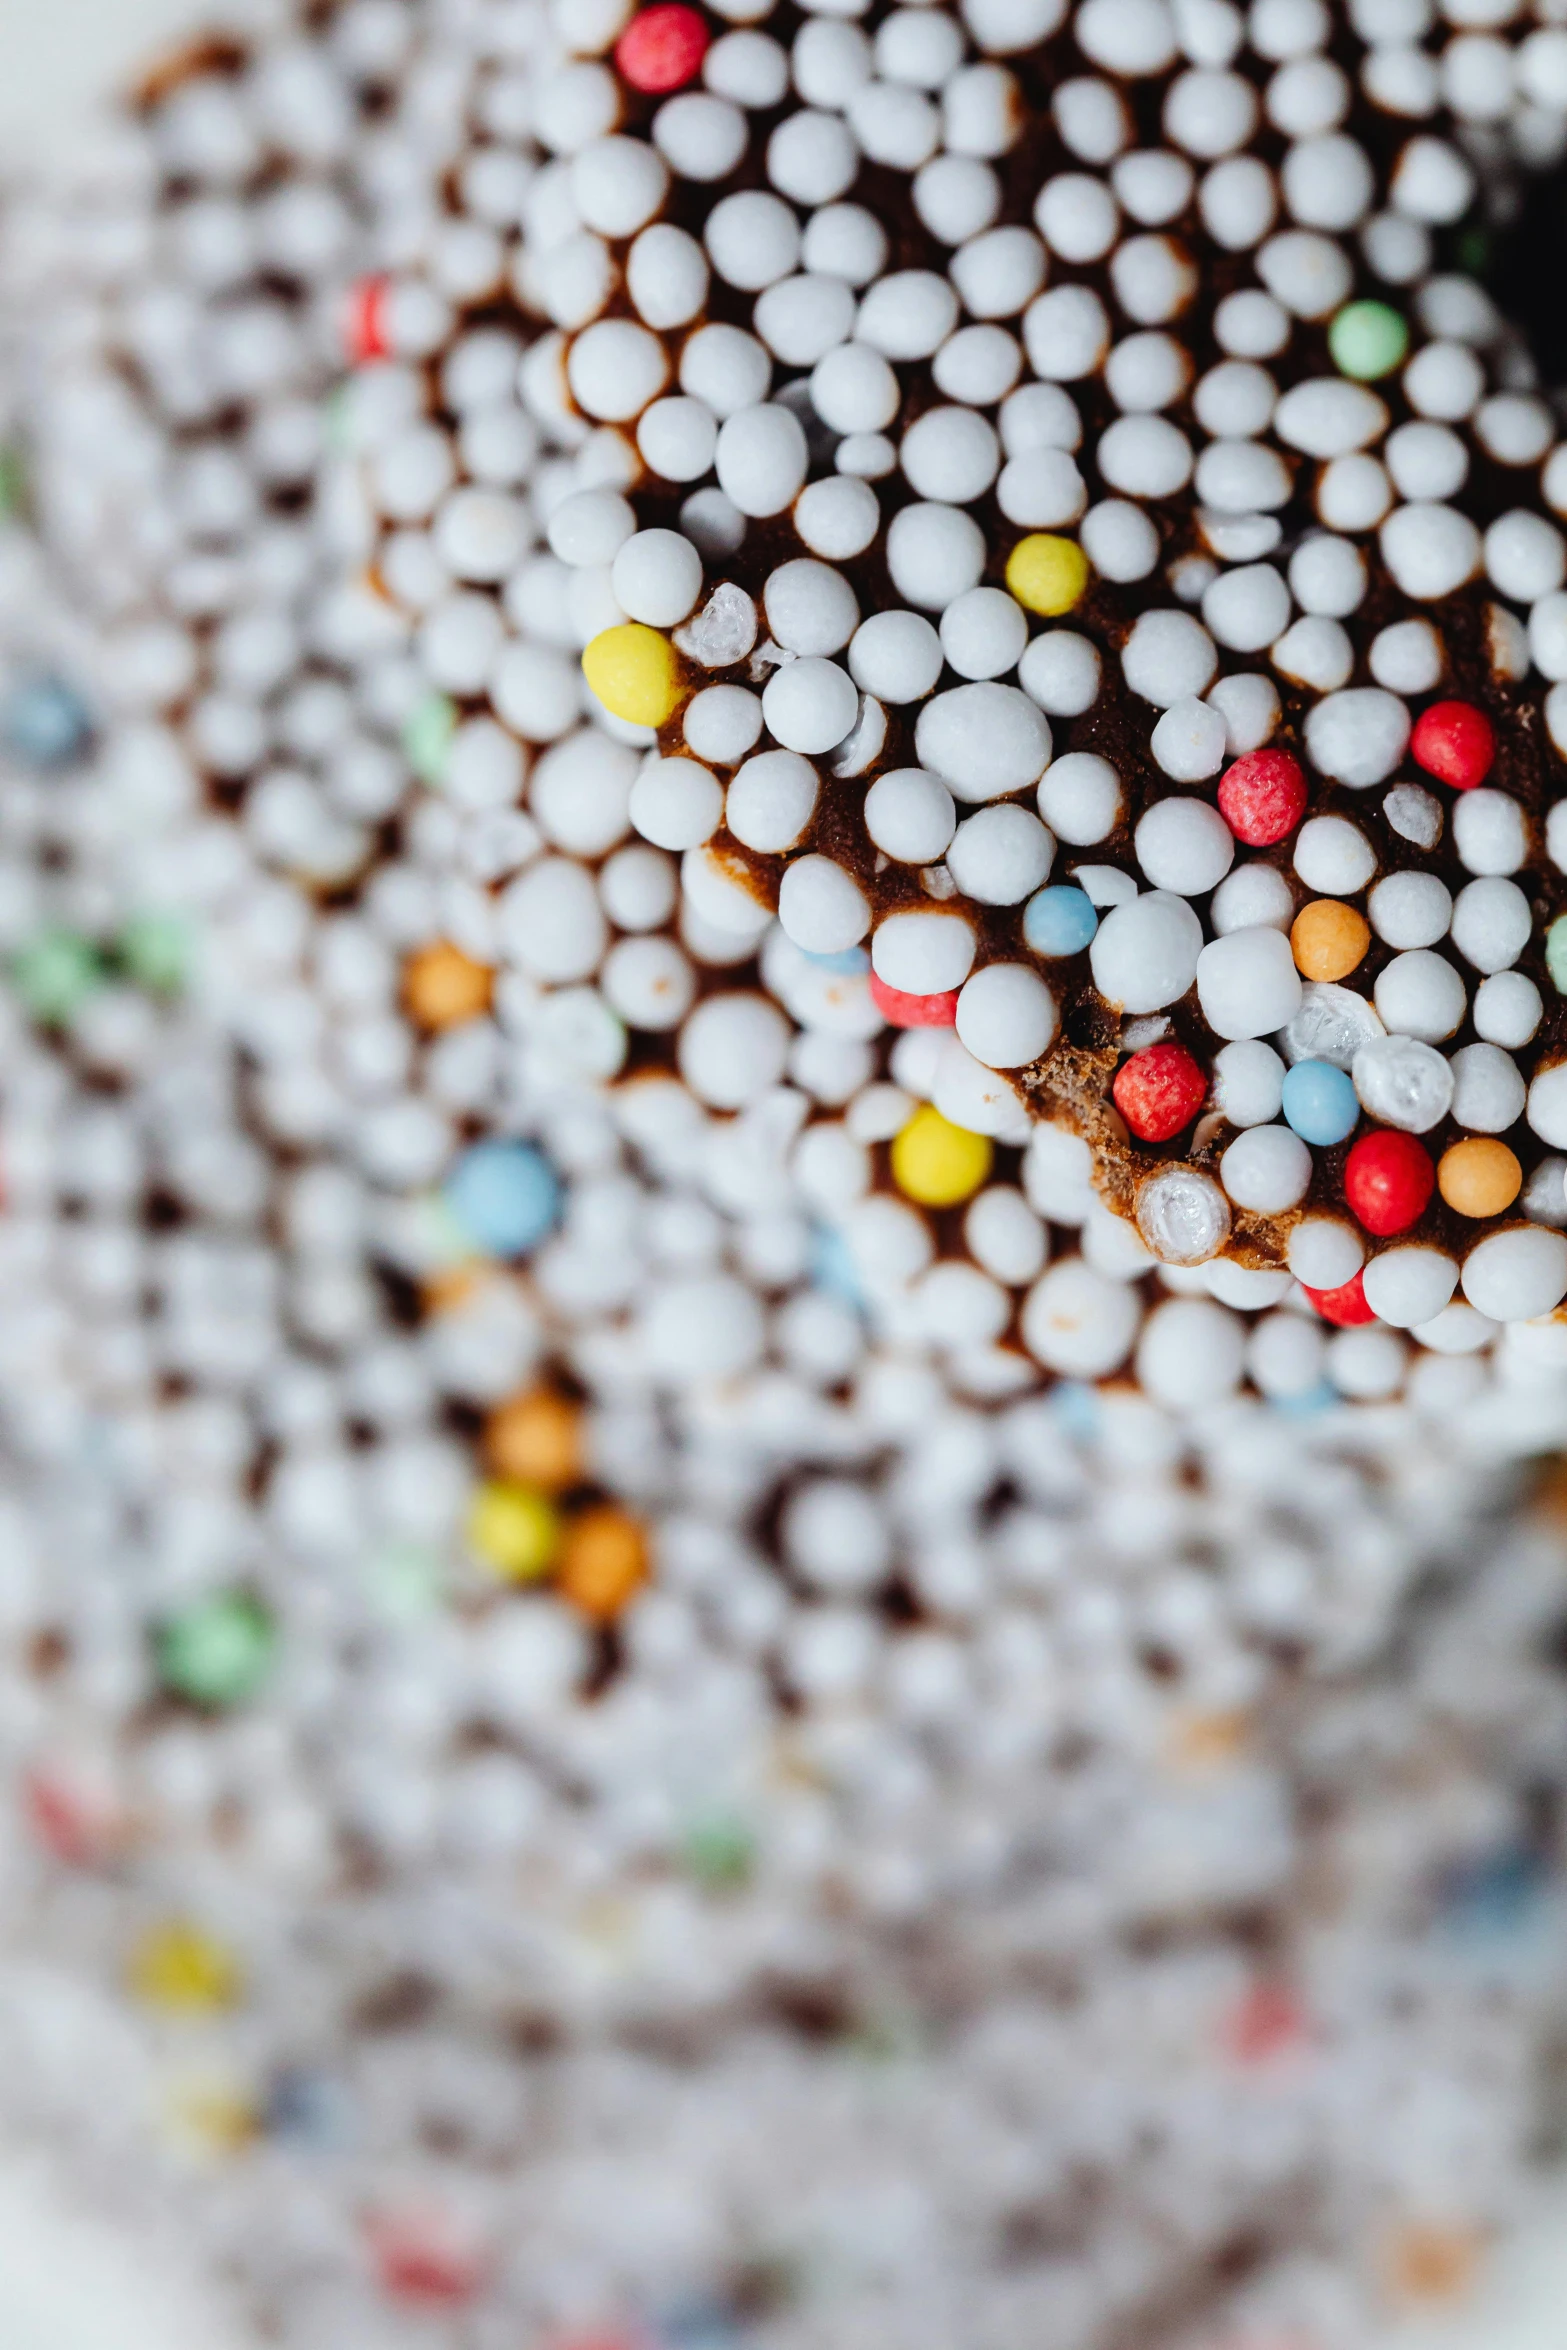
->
555;1507;650;1620
1303;1269;1376;1326
157;1593;276;1709
445;1141;560;1258
1281;1058;1360;1145
484;1390;583;1491
1343;1130;1435;1236
1217;747;1306;846
469;1481;560;1581
1438;1137;1523;1219
1112;1041;1207;1141
582;623;683;728
403;941;493;1029
891;1103;994;1205
1023;884;1098;958
1291;899;1371;983
1005;532;1090;614
1409;699;1495;791
616;5;710;94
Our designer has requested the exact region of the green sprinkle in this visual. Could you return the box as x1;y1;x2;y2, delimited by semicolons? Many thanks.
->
120;910;191;995
1547;915;1567;996
13;931;102;1024
682;1814;756;1891
157;1593;276;1709
403;691;457;785
1328;300;1410;382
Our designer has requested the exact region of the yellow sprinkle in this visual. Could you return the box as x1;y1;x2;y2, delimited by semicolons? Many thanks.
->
582;623;682;727
890;1103;993;1207
130;1922;241;2014
468;1479;560;1581
166;2073;259;2156
1005;534;1090;617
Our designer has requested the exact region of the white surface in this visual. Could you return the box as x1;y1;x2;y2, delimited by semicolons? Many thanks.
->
0;3;1564;2345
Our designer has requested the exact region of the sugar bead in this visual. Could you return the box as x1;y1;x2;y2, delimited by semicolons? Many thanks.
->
1440;1137;1523;1220
725;749;819;852
1450;878;1531;974
617;4;710;91
955;963;1057;1067
1023;885;1099;958
582;623;683;727
864;768;956;863
1113;1041;1207;1140
1135;796;1234;895
1288;1215;1363;1289
1361;1245;1458;1329
1135;1167;1232;1265
1353;1032;1454;1134
470;1482;560;1581
677;991;789;1107
1281;1057;1359;1144
1005;533;1091;615
445;1142;560;1259
1213;1038;1286;1126
1218;747;1306;845
868;973;959;1027
1368;871;1451;949
777;856;871;954
716;403;809;517
629;756;722;849
1196;925;1302;1039
873;910;978;996
1220;1123;1312;1213
948;805;1055;903
158;1593;276;1708
915;682;1052;802
887;501;987;609
1019;631;1101;716
1410;699;1495;792
1291;900;1370;982
1343;1129;1435;1235
1473;970;1542;1049
1090;892;1203;1013
1461;1226;1567;1322
891;1103;994;1205
1037;751;1122;843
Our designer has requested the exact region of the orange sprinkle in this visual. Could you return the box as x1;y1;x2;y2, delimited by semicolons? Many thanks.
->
485;1389;584;1492
403;941;493;1031
555;1507;649;1622
1384;2223;1483;2307
1290;898;1370;982
1438;1136;1521;1219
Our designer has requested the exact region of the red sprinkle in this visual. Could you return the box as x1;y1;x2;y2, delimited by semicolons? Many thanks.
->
1343;1130;1435;1237
615;3;710;92
1224;1980;1308;2065
368;2218;485;2308
24;1769;119;1868
1217;748;1307;847
1410;698;1495;791
869;972;959;1027
346;275;390;365
1302;1269;1377;1327
1112;1041;1207;1142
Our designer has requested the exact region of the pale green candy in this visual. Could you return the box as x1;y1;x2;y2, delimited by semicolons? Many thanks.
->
120;910;191;993
1328;300;1409;382
157;1592;276;1708
1546;914;1567;995
13;930;101;1023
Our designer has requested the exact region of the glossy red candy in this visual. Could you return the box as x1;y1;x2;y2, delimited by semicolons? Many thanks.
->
1409;699;1495;791
1302;1269;1377;1326
616;3;709;92
869;972;959;1027
1217;748;1307;847
1112;1041;1207;1141
1343;1130;1435;1236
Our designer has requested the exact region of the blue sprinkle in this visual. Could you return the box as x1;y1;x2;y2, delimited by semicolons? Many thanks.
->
1023;885;1098;959
801;944;870;974
1271;1379;1337;1419
1281;1058;1359;1146
810;1222;865;1311
443;1140;559;1260
1439;1844;1546;1939
1049;1380;1100;1440
264;2068;352;2148
3;675;91;768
